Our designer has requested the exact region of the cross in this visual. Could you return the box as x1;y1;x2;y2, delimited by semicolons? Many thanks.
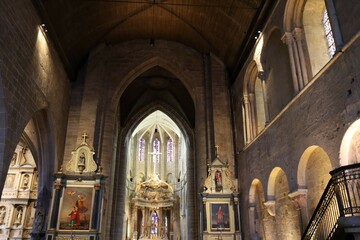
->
148;151;162;174
82;132;88;143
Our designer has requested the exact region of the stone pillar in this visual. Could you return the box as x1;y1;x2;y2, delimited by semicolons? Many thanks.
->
49;176;63;229
293;28;309;86
282;32;300;94
243;95;254;142
258;71;270;125
248;93;257;136
288;189;308;233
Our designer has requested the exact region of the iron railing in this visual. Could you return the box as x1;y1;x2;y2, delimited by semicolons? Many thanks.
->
302;163;360;240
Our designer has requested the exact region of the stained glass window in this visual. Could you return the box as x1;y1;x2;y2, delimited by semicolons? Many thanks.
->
153;138;160;162
151;211;159;234
138;137;145;162
167;138;173;162
322;9;336;57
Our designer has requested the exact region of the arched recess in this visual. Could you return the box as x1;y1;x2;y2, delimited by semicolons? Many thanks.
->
297;146;332;220
0;109;55;237
111;103;196;239
249;179;266;240
303;0;333;76
268;167;301;239
340;119;360;166
243;61;267;143
284;0;341;78
261;28;294;121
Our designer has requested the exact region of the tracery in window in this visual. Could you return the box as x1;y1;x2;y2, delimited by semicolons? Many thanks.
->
167;138;173;162
153;138;160;163
322;9;336;57
138;137;145;162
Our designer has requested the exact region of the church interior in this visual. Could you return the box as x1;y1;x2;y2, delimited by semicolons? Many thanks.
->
0;0;359;239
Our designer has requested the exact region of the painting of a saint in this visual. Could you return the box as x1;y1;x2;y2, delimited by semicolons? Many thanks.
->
59;187;93;230
211;203;230;231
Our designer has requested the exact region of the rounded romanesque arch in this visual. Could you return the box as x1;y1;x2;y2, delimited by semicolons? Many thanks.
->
249;179;266;240
297;145;332;220
261;28;294;121
268;167;301;240
340;119;360;166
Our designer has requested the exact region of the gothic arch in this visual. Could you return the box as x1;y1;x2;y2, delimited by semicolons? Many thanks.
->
297;145;332;218
340;119;360;166
111;101;196;239
112;56;196;106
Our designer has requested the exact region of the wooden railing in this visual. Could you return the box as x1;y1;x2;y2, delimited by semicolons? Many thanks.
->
302;163;360;240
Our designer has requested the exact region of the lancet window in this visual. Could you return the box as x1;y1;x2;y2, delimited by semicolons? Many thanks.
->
167;138;173;162
153;138;161;163
138;137;145;162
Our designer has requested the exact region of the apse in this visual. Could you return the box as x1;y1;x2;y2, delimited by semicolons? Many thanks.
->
124;110;187;240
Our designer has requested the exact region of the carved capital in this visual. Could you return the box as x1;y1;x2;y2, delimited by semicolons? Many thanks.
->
293;27;305;41
288;189;307;208
281;32;294;45
264;200;276;216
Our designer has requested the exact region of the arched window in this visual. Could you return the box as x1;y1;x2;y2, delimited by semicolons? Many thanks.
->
151;211;159;234
152;138;160;163
322;9;336;57
138;137;145;162
167;138;173;162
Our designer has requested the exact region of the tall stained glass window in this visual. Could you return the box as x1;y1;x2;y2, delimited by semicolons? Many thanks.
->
138;137;145;162
322;9;336;57
153;138;160;162
167;138;173;162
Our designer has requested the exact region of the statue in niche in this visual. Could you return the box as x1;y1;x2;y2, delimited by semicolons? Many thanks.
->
14;207;23;225
78;152;86;172
214;170;222;192
10;152;17;166
0;206;6;225
22;174;30;189
20;147;28;164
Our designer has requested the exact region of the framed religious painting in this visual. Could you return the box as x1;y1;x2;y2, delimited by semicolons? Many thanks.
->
58;186;94;231
210;203;231;231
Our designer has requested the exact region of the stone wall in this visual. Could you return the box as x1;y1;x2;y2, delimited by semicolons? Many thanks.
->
233;24;360;240
0;0;70;191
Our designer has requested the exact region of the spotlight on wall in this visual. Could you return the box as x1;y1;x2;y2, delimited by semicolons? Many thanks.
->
40;23;48;33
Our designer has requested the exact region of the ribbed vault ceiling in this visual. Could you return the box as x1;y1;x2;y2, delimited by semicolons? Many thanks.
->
34;0;273;81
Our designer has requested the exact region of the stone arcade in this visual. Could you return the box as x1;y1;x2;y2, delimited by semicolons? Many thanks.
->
0;0;359;240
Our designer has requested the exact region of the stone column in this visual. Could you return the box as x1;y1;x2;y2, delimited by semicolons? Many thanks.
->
288;189;308;233
248;93;257;136
243;95;253;142
49;177;63;229
282;32;300;94
258;71;270;125
293;28;309;86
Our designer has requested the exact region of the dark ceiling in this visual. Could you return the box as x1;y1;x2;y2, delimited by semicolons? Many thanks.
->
33;0;273;82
